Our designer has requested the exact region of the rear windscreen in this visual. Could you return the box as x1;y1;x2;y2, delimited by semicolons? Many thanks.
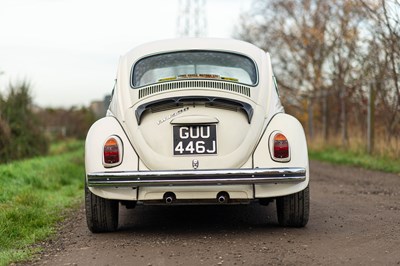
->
132;51;257;87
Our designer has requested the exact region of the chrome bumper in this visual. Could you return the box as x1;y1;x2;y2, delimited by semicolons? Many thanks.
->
87;167;306;187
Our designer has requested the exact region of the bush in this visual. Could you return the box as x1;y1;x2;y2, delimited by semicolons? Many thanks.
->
0;81;49;163
0;117;12;159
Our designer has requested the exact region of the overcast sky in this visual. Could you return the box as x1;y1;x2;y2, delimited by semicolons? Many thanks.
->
0;0;252;108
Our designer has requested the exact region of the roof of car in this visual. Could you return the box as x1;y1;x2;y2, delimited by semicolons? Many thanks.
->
122;38;266;64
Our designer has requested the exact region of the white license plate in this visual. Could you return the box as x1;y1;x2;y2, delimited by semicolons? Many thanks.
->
173;125;217;155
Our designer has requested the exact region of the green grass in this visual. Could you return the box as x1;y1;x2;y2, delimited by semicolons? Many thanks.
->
309;147;400;174
0;140;84;266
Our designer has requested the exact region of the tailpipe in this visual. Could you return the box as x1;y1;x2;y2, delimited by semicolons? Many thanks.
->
163;192;176;204
217;191;230;204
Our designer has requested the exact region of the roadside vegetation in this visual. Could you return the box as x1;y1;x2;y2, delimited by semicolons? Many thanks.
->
0;80;94;265
0;139;84;266
308;136;400;174
0;81;49;163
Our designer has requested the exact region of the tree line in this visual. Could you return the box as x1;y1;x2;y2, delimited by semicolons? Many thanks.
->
237;0;399;155
0;81;96;163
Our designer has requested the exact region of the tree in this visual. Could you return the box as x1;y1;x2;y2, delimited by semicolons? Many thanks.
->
328;0;365;146
237;0;343;140
361;0;400;141
236;0;399;152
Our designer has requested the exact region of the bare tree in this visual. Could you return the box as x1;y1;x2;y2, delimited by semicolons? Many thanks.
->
361;0;400;141
236;0;400;156
236;0;366;142
329;1;365;146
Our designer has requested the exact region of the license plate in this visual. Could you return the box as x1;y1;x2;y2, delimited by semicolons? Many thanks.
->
173;125;217;155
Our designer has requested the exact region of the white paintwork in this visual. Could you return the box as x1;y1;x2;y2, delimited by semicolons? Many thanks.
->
85;38;308;202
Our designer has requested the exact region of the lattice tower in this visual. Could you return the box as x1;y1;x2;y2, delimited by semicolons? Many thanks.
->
177;0;207;37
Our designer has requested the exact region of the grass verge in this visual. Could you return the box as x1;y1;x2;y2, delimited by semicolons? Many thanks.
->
0;140;84;266
309;147;400;174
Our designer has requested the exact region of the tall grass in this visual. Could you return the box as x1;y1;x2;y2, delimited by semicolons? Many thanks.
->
308;134;400;174
0;140;84;266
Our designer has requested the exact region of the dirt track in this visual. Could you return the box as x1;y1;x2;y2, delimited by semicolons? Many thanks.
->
23;161;400;265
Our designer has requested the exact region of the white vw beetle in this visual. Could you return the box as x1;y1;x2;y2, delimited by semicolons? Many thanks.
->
85;38;310;232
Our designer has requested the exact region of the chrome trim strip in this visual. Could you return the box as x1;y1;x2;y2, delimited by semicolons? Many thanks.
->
87;167;306;187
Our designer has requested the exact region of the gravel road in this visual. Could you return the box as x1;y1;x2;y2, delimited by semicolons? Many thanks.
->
22;161;400;265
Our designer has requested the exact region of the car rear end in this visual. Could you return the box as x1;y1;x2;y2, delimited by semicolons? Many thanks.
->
85;38;309;232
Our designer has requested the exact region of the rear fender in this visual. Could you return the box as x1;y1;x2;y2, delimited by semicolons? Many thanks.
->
253;113;309;197
85;116;139;180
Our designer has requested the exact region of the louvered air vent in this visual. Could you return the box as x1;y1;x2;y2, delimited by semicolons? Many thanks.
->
138;81;251;99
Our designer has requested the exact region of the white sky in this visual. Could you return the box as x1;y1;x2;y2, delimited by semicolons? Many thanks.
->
0;0;252;108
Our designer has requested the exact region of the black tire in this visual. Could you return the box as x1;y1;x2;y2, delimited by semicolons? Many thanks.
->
85;183;119;233
276;186;310;227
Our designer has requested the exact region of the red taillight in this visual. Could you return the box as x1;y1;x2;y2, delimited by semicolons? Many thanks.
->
103;137;120;166
273;133;289;159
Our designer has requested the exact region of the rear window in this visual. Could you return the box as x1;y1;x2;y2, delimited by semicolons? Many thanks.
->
132;51;257;87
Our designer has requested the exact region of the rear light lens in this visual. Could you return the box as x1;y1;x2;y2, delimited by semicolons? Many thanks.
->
103;136;123;167
270;132;290;162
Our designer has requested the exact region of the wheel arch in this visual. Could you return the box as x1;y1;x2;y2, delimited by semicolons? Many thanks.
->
253;113;309;198
85;116;139;181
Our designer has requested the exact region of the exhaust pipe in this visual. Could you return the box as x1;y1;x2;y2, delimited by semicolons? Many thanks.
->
165;196;174;204
217;192;229;204
163;192;176;204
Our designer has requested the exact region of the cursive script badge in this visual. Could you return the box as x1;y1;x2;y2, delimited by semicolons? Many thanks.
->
157;107;189;125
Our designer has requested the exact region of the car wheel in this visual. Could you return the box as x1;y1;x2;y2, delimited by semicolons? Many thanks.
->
276;185;310;227
85;183;119;233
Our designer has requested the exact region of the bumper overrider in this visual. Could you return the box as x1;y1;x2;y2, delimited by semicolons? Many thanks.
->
87;167;306;187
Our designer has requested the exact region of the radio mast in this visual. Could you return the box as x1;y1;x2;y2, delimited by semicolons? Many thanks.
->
177;0;207;37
